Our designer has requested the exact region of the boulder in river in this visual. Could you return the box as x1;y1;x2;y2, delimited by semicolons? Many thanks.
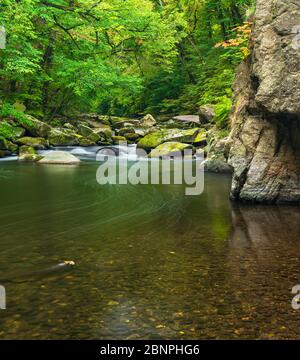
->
149;142;194;158
18;145;42;162
204;138;232;173
112;135;126;144
137;128;200;151
78;137;96;147
17;137;49;150
38;151;81;165
48;128;80;146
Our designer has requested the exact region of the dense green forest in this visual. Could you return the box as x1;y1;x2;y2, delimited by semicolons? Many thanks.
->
0;0;254;127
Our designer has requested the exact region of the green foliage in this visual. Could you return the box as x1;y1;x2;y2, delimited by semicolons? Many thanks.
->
0;103;33;127
0;0;255;127
214;97;233;129
0;121;14;139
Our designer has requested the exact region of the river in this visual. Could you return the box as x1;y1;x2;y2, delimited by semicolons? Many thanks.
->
0;147;300;339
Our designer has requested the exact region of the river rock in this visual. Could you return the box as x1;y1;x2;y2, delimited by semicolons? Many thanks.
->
149;142;194;158
48;128;80;146
63;123;77;131
137;128;200;151
116;127;136;136
21;115;52;138
139;114;156;128
112;136;126;144
39;151;81;165
18;145;42;162
78;137;96;147
94;126;113;140
198;106;215;124
204;138;232;173
17;137;49;150
0;136;18;153
172;115;200;124
228;0;300;203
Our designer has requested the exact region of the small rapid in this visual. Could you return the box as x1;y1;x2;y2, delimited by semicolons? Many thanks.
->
0;145;140;163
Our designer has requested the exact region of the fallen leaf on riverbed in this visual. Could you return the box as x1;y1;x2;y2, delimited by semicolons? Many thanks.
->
156;325;165;329
108;300;119;306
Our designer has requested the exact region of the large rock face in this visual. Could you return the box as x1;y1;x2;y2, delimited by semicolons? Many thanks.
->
228;0;300;204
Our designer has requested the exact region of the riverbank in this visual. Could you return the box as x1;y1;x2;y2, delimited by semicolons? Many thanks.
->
0;111;231;172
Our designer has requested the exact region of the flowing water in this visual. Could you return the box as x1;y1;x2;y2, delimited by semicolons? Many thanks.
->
0;147;300;339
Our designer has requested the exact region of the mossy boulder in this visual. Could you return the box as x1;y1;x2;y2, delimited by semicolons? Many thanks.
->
77;123;101;143
149;142;194;158
21;115;52;138
18;145;42;162
48;128;80;146
137;128;200;151
0;136;18;153
0;121;25;141
115;127;141;142
112;136;126;144
63;123;77;131
78;137;96;147
17;137;49;150
38;151;81;165
77;123;95;137
111;118;140;130
94;126;113;139
117;127;136;136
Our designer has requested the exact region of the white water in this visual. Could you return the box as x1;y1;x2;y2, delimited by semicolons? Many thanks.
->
38;144;140;161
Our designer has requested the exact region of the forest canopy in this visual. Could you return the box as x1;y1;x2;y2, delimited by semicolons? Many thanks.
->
0;0;255;127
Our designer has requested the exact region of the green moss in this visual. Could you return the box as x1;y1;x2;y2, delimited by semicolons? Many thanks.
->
193;131;207;146
112;136;126;144
0;136;18;153
149;142;194;158
17;137;49;149
18;145;42;162
137;128;200;150
0;121;25;141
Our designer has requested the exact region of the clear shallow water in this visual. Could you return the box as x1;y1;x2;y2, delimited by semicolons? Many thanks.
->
0;156;300;339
